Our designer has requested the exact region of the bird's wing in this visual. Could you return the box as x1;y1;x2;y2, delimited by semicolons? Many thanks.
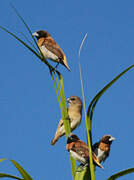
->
72;141;89;161
55;108;71;133
71;141;104;169
93;142;110;163
58;119;64;127
102;151;109;162
43;38;64;60
92;152;104;169
92;142;99;151
50;119;64;145
56;119;64;134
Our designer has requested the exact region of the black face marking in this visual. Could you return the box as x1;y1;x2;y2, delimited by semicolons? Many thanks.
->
67;134;79;143
34;30;50;39
101;135;114;145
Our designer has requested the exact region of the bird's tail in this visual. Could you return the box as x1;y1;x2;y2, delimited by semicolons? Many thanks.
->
92;152;104;170
62;56;70;71
51;119;65;145
51;134;60;145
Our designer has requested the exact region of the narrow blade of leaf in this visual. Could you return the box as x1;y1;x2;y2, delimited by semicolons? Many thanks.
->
0;173;22;180
107;167;134;180
20;32;38;51
0;26;58;71
0;158;6;163
0;26;41;59
10;4;39;50
87;64;134;128
58;74;76;178
75;166;91;180
70;156;77;180
59;74;68;116
54;72;63;112
51;72;63;115
9;5;59;72
78;33;95;180
10;160;33;180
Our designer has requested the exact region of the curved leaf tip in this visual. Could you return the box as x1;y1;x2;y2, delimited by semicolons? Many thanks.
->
87;64;134;129
107;167;134;180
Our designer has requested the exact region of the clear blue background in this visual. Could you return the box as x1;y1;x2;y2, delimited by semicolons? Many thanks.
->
0;0;134;179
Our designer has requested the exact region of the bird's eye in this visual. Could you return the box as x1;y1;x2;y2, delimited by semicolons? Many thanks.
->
70;98;75;101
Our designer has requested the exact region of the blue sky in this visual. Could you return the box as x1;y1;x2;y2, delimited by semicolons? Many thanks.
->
0;0;134;179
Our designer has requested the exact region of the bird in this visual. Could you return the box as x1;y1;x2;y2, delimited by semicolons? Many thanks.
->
51;96;83;145
92;135;115;163
32;30;70;71
66;133;104;169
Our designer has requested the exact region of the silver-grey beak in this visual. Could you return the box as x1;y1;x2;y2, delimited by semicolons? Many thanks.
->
109;136;115;141
32;32;38;37
66;97;70;102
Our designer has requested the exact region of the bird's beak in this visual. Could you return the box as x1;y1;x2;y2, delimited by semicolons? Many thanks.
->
32;32;38;37
66;97;70;103
109;136;115;141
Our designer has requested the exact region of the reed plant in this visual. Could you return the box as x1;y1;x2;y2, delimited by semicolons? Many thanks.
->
0;6;134;180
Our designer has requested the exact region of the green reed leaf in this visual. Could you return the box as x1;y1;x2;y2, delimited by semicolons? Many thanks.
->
75;166;91;180
107;167;134;180
0;173;22;180
78;33;95;180
10;160;33;180
87;64;134;131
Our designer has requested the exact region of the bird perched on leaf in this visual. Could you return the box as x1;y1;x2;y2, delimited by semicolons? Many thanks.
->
32;30;70;71
92;135;115;163
66;134;104;169
51;96;82;145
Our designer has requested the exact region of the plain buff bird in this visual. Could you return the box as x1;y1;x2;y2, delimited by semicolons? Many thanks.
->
51;96;83;145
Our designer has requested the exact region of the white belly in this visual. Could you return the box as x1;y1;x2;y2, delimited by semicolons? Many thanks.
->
94;148;106;162
40;46;58;62
59;116;81;134
70;150;86;164
70;116;81;130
